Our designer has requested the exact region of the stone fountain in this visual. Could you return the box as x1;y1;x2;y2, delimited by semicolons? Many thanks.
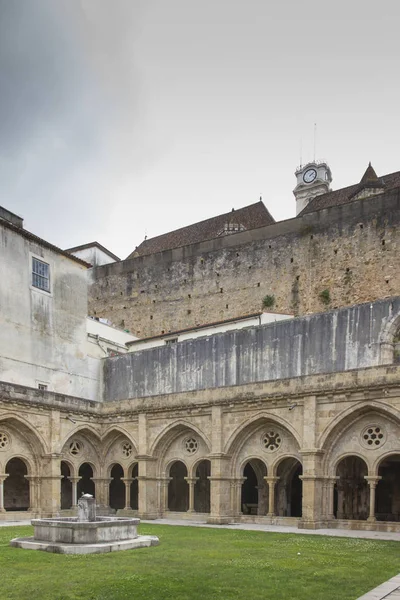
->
10;494;159;554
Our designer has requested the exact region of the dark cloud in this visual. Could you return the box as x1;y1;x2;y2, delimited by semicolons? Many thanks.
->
0;0;150;247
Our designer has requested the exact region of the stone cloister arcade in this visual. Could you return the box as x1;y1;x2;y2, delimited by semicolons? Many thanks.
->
0;399;400;531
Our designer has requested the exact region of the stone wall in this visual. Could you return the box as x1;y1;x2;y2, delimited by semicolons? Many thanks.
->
0;223;102;400
89;190;400;338
1;367;400;528
103;297;400;402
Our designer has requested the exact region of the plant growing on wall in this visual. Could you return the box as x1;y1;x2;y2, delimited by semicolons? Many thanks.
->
262;295;275;309
319;289;331;305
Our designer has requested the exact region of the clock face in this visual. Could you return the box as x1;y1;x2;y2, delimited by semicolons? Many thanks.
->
303;168;317;184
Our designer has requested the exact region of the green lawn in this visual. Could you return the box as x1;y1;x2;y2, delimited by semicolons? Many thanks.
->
0;524;399;600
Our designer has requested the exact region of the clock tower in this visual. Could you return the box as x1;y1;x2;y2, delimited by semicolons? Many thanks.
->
293;161;332;215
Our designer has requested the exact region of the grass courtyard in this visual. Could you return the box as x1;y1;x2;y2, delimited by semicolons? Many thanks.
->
0;524;399;600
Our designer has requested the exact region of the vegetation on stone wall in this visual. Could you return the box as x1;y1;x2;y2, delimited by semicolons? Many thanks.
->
262;294;275;309
319;289;331;305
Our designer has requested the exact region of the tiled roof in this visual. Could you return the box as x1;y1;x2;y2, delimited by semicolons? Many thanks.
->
127;201;275;258
300;168;400;215
126;311;265;345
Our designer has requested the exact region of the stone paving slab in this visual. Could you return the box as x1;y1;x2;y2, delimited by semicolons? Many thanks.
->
2;517;400;542
356;575;400;600
140;518;400;542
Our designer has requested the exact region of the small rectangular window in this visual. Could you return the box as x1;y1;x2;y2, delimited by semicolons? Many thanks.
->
32;258;50;292
38;383;48;391
165;338;178;345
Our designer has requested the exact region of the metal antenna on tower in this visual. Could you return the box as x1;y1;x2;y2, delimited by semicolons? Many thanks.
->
299;137;303;168
313;123;317;161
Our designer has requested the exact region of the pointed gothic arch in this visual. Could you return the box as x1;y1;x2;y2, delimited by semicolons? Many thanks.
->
224;412;301;457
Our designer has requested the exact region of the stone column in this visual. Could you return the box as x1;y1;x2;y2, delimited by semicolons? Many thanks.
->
264;476;280;517
39;453;63;516
0;474;8;512
230;478;246;516
122;478;134;510
159;478;172;514
91;478;111;511
298;449;325;529
137;456;159;519
326;477;339;520
207;454;232;524
365;476;382;522
25;475;42;512
336;481;344;519
184;477;199;513
68;477;81;508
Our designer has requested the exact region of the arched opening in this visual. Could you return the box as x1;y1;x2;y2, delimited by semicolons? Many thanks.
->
168;461;188;512
334;456;368;520
194;460;211;513
130;463;138;510
109;464;125;510
77;463;95;498
376;455;400;521
60;461;72;509
4;458;30;511
241;459;267;515
275;458;302;517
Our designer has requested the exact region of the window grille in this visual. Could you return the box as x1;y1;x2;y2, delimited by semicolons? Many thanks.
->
32;258;50;292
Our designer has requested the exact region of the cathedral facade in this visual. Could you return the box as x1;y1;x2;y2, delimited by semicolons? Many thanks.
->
1;163;400;532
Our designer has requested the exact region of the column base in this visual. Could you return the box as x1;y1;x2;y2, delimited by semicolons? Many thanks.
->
206;516;232;525
298;520;327;530
138;512;159;520
367;516;377;522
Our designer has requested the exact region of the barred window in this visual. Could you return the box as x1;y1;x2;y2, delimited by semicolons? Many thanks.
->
32;258;50;292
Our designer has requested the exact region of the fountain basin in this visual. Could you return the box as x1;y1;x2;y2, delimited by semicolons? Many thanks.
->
10;494;159;554
31;516;140;544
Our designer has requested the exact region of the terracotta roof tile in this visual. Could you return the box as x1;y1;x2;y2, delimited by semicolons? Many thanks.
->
300;169;400;215
127;201;274;258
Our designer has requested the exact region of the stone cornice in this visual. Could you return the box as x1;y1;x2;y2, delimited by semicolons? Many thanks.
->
1;364;400;420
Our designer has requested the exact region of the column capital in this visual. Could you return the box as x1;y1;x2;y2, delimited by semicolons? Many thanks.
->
230;478;246;488
364;476;382;487
0;474;9;483
121;478;134;484
67;477;81;483
184;477;199;484
263;476;280;484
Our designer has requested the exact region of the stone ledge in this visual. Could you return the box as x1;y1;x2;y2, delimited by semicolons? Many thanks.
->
10;535;159;555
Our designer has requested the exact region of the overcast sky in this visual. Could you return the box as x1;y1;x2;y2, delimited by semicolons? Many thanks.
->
1;1;399;259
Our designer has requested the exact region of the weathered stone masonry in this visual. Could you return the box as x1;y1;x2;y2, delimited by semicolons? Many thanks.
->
89;189;400;338
103;298;400;401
